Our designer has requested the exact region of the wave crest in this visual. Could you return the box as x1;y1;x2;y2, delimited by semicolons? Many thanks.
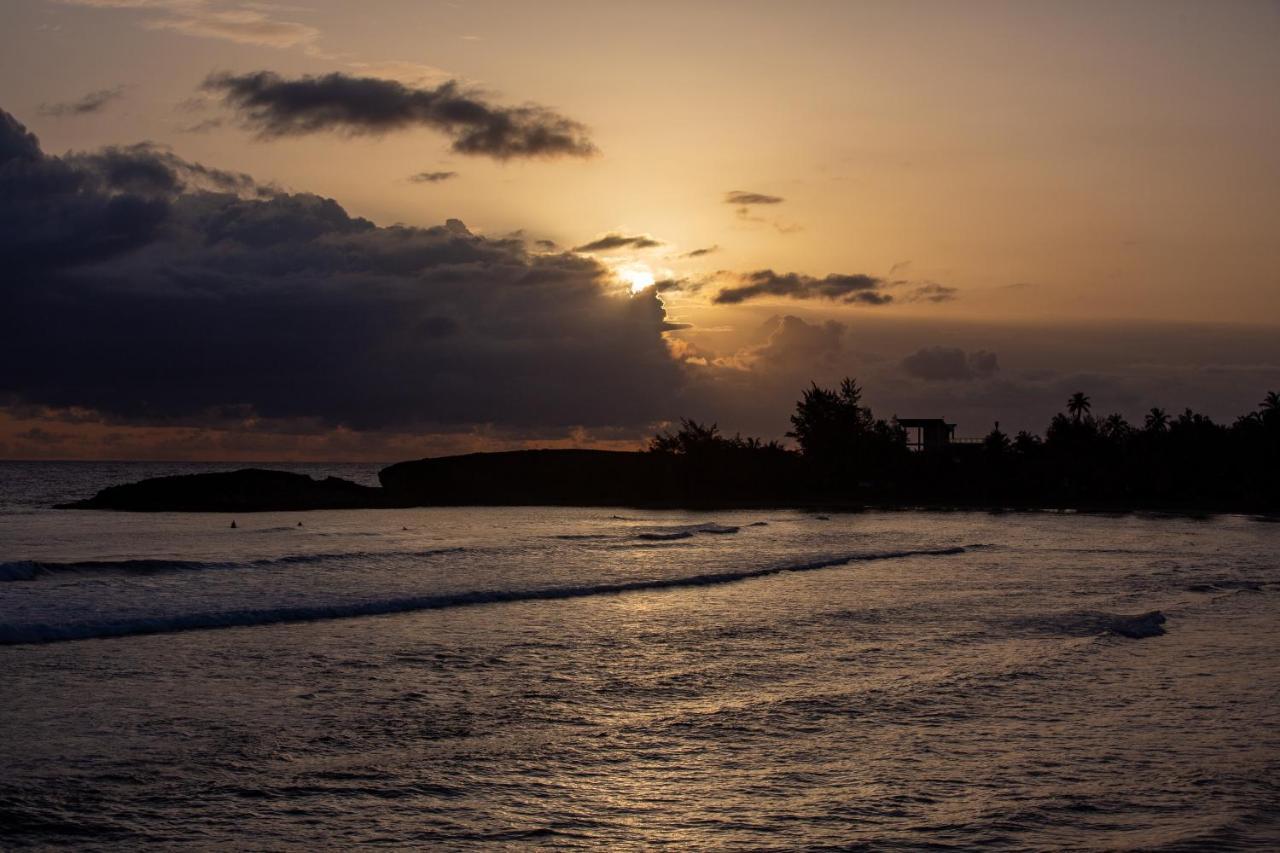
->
0;547;467;583
0;546;968;645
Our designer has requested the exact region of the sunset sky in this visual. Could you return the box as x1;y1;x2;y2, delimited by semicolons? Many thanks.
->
2;0;1278;460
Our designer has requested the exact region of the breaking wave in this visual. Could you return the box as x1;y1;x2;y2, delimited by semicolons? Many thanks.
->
0;546;969;645
0;547;467;583
550;522;747;543
634;523;742;541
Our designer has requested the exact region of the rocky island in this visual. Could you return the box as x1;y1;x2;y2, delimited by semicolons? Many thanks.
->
57;468;391;512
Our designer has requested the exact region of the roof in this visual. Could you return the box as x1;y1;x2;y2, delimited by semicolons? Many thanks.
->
896;418;954;428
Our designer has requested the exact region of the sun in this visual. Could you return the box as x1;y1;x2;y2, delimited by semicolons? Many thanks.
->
617;264;656;293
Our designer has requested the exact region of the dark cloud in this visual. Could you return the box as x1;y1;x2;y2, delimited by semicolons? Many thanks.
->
901;347;1000;381
713;270;891;305
655;279;706;295
682;245;719;258
37;87;125;118
648;275;711;296
409;170;458;183
0;115;260;272
0;109;680;433
725;190;783;206
534;239;558;251
902;282;958;303
65;142;262;197
202;71;598;161
572;233;663;253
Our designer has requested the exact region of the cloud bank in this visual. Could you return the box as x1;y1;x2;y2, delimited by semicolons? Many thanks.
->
203;72;598;161
0;109;678;435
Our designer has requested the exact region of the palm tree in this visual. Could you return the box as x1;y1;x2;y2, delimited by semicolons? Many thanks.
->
1014;430;1041;454
1067;392;1091;422
1257;391;1280;428
1102;413;1130;440
1144;407;1169;433
983;424;1011;456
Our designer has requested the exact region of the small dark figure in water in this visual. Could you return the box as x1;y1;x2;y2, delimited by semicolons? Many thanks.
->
230;520;237;529
297;521;303;527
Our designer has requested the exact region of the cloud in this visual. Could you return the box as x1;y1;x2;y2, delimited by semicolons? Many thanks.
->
902;282;958;303
178;117;226;134
881;277;958;304
901;346;1000;381
681;245;719;258
146;8;319;47
409;170;458;183
342;61;452;86
202;71;598;161
712;270;892;305
725;191;800;233
572;232;663;253
66;141;263;197
733;315;846;372
37;86;125;118
0;108;680;433
60;0;320;49
725;190;783;206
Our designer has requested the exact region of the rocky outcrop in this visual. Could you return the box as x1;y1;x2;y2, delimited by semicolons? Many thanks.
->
57;468;389;512
377;448;804;507
54;449;805;512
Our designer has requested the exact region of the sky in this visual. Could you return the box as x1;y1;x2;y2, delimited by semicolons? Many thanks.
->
1;0;1278;460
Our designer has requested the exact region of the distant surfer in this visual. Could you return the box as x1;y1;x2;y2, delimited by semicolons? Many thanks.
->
230;520;237;529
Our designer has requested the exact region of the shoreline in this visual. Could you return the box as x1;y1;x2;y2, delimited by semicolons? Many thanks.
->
49;456;1280;517
57;494;1280;520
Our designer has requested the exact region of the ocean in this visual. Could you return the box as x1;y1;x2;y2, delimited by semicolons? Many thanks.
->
1;461;1278;849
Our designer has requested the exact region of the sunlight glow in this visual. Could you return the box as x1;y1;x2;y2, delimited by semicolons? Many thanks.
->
618;264;656;293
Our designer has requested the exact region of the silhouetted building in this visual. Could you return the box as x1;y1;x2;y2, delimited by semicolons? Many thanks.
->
898;418;956;452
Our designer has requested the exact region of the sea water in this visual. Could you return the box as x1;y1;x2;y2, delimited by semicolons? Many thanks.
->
1;462;1278;849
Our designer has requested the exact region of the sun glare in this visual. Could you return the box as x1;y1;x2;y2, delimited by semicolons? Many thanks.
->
618;264;656;293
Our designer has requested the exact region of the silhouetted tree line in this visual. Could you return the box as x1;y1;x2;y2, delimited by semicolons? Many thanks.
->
651;381;1280;510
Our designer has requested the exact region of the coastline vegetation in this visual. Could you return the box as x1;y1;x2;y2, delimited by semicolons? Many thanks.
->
649;381;1280;510
62;383;1280;513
